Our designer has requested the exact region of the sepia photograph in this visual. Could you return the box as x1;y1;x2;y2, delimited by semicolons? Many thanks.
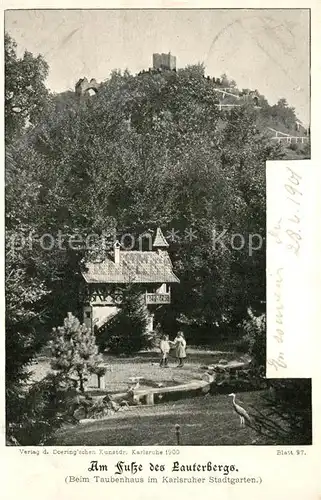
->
5;8;312;447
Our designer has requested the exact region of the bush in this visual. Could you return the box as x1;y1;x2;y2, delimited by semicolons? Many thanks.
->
50;312;105;392
6;311;103;445
237;311;266;368
212;365;267;394
289;141;299;151
7;373;79;445
231;311;266;390
234;336;251;354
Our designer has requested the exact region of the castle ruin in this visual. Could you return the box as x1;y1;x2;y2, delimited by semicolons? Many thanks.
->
152;52;176;71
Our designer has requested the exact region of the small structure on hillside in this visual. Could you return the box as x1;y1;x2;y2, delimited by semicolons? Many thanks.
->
153;52;176;71
81;228;179;333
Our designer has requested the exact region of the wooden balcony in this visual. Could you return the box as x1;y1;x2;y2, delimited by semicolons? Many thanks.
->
145;292;171;304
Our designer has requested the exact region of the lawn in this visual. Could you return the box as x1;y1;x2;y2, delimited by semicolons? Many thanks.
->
32;347;268;446
52;391;273;446
30;347;247;393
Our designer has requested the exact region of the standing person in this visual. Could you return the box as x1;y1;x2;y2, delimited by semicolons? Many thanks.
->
159;334;170;368
173;331;187;368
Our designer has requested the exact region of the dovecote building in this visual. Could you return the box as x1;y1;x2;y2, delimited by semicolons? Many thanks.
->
82;228;179;333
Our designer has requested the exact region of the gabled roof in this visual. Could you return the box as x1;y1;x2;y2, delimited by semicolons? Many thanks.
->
153;227;169;248
82;250;179;284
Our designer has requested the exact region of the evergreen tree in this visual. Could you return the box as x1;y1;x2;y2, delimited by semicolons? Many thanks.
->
98;285;150;355
7;373;79;446
5;33;51;441
50;313;105;392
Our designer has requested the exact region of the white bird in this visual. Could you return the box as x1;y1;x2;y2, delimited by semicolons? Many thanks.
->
228;393;251;427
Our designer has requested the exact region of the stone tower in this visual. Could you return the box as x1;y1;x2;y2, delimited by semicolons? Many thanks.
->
153;52;176;71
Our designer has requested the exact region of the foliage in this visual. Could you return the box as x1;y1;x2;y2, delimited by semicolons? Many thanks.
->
251;379;312;445
211;368;255;394
269;98;298;131
5;32;50;143
50;313;105;392
6;61;277;342
5;33;306;353
5;245;48;379
7;373;83;445
236;311;266;361
5;257;49;442
233;310;266;389
4;32;309;445
97;285;150;355
5;34;52;437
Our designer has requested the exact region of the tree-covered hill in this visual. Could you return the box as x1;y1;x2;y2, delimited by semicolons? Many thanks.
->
51;66;310;160
5;34;309;380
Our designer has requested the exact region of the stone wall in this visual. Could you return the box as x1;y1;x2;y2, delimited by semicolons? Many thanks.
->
153;53;176;71
75;77;100;96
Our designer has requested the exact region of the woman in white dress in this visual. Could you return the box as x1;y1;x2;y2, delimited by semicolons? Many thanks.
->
172;331;187;368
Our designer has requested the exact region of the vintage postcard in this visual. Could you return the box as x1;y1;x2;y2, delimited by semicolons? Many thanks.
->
2;1;320;499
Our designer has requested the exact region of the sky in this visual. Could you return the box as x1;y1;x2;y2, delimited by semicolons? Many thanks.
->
5;9;310;125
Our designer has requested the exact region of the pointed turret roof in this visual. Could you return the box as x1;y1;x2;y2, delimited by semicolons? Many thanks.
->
153;227;169;249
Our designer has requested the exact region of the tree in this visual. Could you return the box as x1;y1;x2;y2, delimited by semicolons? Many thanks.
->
50;313;105;392
7;373;80;446
5;152;51;439
5;245;49;387
5;34;53;442
97;285;150;355
268;98;298;133
7;57;290;349
277;98;288;108
5;35;54;395
220;73;236;88
5;32;50;143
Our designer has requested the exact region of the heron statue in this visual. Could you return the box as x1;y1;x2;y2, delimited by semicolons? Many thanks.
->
228;393;251;427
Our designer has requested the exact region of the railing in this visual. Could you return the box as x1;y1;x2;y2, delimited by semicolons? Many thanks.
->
271;136;309;144
145;292;171;304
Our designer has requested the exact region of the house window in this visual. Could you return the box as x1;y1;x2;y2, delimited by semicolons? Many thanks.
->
86;311;91;318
